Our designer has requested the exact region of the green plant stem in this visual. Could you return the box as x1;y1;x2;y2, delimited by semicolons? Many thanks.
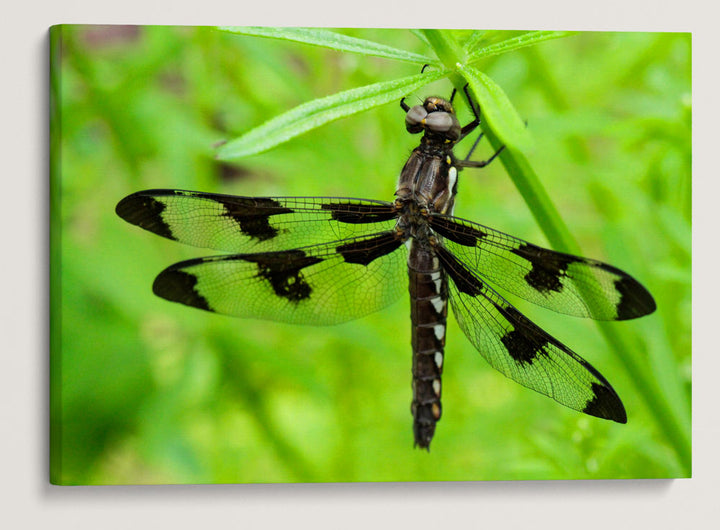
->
421;30;468;94
423;28;691;475
423;30;575;250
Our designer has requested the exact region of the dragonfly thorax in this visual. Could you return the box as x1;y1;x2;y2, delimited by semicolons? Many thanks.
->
396;110;459;216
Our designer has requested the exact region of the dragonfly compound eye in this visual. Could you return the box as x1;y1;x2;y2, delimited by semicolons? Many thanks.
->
423;111;461;141
423;112;454;133
405;105;428;133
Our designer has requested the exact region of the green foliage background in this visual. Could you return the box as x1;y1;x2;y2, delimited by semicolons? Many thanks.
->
50;26;691;484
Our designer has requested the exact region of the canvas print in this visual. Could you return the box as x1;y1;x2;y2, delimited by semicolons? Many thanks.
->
50;26;691;484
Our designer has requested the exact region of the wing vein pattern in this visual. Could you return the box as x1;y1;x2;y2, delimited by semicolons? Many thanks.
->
429;213;655;321
435;240;627;423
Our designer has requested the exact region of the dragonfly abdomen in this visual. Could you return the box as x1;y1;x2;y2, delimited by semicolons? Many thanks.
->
408;239;448;450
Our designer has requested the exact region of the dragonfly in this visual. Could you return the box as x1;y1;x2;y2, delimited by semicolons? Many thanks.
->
116;88;656;450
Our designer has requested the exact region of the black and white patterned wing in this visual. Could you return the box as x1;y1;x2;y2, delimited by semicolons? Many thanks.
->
435;244;627;423
116;189;398;253
429;214;655;321
152;231;407;325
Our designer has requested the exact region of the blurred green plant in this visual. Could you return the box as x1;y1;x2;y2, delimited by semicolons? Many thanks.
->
50;26;691;484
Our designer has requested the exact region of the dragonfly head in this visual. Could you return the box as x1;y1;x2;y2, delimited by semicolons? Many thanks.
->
405;97;462;142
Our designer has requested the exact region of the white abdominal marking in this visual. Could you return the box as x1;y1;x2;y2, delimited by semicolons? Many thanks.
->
430;270;442;293
429;295;445;314
433;379;441;396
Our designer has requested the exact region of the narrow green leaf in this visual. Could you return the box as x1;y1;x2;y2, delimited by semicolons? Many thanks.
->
217;69;447;160
462;30;487;55
466;31;578;63
457;64;532;153
218;26;435;65
462;30;530;56
409;29;431;47
421;29;465;72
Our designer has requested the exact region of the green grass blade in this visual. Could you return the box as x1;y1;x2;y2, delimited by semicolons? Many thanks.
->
217;69;447;160
218;26;435;65
462;30;487;55
409;29;431;47
458;64;533;154
466;31;578;63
